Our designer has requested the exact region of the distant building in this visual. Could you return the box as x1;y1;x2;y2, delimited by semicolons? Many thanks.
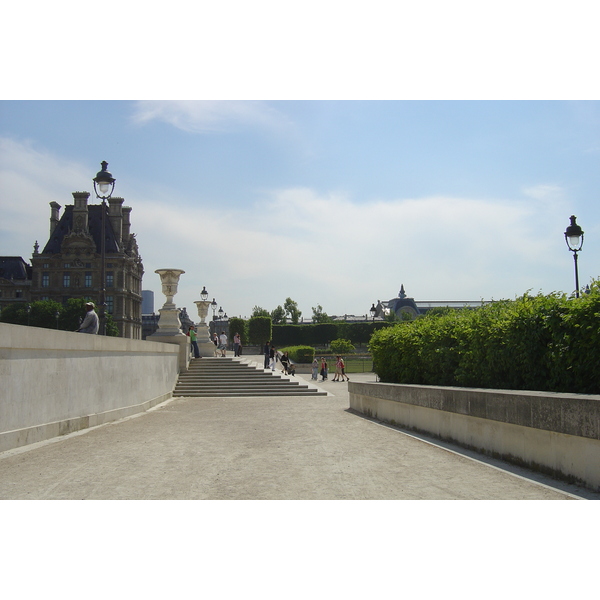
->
142;290;154;315
28;192;144;338
0;256;32;313
374;284;486;320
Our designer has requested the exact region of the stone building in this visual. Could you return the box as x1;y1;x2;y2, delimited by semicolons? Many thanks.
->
374;284;485;320
0;256;32;313
29;192;144;338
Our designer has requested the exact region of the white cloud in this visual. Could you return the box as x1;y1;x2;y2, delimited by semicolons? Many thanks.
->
0;136;580;319
130;100;294;135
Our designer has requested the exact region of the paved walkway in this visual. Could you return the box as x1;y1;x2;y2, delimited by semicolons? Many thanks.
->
0;358;597;499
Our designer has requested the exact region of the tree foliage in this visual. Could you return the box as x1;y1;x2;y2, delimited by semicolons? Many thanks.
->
283;297;302;324
0;298;119;336
312;304;332;323
251;306;270;318
228;317;247;345
369;286;600;394
248;316;272;346
330;338;356;354
271;305;286;324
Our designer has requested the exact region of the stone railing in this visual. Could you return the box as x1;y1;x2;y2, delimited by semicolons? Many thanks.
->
349;381;600;492
0;322;180;453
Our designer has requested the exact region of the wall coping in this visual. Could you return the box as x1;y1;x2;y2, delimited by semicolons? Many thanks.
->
349;381;600;441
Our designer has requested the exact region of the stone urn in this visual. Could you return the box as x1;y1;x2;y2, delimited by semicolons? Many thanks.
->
154;268;185;336
193;299;215;356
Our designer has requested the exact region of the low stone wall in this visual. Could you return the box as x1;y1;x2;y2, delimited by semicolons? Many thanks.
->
0;322;180;453
349;381;600;491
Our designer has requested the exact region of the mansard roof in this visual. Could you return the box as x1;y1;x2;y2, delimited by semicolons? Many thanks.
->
41;204;119;255
0;256;32;281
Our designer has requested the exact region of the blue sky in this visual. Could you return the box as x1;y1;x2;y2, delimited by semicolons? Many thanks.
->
2;3;600;321
2;100;599;320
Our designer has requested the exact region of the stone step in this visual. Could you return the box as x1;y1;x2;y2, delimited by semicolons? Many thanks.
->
173;357;326;397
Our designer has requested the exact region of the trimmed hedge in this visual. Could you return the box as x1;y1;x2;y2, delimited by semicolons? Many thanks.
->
272;321;392;348
279;345;315;363
369;287;600;394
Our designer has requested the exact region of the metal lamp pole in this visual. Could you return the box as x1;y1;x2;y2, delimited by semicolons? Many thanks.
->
564;215;584;298
93;161;116;335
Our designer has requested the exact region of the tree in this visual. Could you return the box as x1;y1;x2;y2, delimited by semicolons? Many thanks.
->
271;305;286;324
330;338;356;354
228;317;247;345
249;316;272;346
0;297;118;335
251;306;270;318
312;304;332;324
284;297;302;324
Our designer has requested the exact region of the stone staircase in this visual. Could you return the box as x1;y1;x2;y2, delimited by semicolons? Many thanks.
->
173;357;327;397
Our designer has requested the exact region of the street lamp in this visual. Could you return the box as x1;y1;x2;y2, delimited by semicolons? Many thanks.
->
211;298;217;320
218;306;224;321
93;161;116;335
370;303;377;321
564;215;584;298
27;303;31;326
55;309;60;329
200;286;208;301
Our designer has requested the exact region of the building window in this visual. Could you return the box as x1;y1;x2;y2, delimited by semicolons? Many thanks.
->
16;289;23;298
64;263;70;268
106;272;114;287
63;273;70;287
106;295;114;315
42;272;49;287
85;263;91;268
41;296;49;301
85;272;92;288
43;263;49;269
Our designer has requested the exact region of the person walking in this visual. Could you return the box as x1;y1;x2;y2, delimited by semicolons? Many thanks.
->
233;332;241;357
269;344;277;371
280;351;290;375
311;358;319;380
264;341;271;369
213;333;219;357
219;331;228;357
188;325;200;359
340;356;350;382
333;355;343;381
320;357;328;382
76;302;99;334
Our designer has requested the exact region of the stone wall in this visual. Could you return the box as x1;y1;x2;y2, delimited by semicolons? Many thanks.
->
349;381;600;491
0;322;179;452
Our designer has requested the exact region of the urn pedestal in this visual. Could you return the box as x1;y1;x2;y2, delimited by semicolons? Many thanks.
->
193;300;216;357
147;269;189;370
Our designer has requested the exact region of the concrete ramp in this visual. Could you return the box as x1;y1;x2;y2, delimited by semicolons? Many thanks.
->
174;357;327;397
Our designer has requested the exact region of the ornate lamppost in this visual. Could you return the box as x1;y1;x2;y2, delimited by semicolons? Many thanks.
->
564;215;584;298
370;303;377;322
193;286;215;356
93;161;116;335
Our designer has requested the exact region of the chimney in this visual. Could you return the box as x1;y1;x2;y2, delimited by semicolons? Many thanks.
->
49;202;61;236
72;191;90;233
108;196;125;248
122;206;132;244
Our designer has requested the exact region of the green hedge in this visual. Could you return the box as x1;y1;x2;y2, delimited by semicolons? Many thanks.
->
272;321;392;348
279;345;315;363
369;287;600;394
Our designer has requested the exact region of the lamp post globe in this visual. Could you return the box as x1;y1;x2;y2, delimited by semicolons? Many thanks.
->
564;215;584;298
93;161;116;335
93;161;116;200
370;303;377;321
201;286;209;301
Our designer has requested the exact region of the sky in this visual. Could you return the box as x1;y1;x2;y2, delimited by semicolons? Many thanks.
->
1;3;600;325
2;100;599;320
